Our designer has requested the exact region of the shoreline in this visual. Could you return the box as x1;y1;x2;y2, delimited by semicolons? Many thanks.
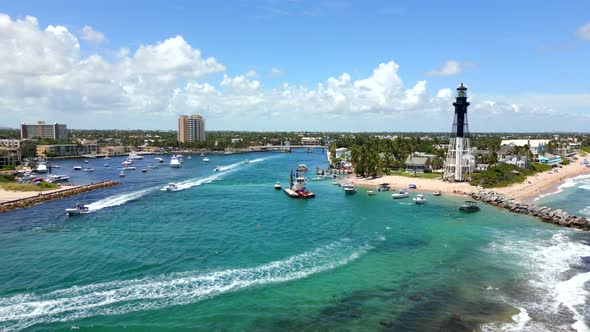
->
347;174;475;196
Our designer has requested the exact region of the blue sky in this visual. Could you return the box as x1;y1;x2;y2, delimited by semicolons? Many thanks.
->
1;0;589;131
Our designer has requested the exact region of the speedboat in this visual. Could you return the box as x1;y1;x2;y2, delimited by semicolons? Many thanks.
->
154;157;164;163
148;164;159;169
203;157;210;162
161;183;180;192
413;194;427;204
343;184;356;195
104;163;110;167
66;204;90;216
433;191;442;196
73;165;82;170
243;159;250;164
392;190;409;199
367;189;376;196
274;181;282;190
215;166;222;172
170;156;181;168
46;174;69;183
377;183;391;192
82;167;95;172
459;201;480;212
104;155;110;160
119;170;125;177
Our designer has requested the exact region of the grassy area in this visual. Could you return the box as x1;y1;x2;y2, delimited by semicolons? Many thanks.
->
0;174;58;191
387;171;442;179
470;163;549;188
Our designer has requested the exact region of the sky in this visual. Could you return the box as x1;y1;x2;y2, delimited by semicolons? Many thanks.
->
0;0;589;132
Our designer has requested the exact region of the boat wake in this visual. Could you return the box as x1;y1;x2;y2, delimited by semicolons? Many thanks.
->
483;231;590;332
0;239;371;331
86;187;156;211
217;160;246;172
175;172;225;191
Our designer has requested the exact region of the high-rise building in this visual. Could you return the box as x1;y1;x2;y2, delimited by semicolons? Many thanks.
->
444;84;474;182
20;121;68;140
178;114;206;143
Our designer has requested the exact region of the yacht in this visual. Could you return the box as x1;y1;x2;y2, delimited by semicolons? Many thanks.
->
392;190;409;199
161;183;180;192
170;156;181;168
154;157;164;163
66;204;90;216
413;194;427;204
274;181;282;190
36;163;48;174
203;157;210;162
459;201;480;212
73;165;82;170
46;174;69;183
343;184;356;195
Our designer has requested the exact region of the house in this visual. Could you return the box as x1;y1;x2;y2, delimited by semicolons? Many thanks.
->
404;155;431;173
475;164;490;171
500;139;549;155
335;148;351;161
504;156;528;168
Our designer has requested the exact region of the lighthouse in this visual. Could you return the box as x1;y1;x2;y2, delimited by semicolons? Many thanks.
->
444;83;474;182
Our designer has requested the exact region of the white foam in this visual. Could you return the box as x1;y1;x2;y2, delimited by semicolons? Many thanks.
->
86;187;156;211
217;160;245;172
534;174;590;201
579;207;590;217
555;272;590;332
175;173;224;191
0;240;371;331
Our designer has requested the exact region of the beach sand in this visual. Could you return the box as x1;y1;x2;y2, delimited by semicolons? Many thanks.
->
348;174;475;195
0;185;80;204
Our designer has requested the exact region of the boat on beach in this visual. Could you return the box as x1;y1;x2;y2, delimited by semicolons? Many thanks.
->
66;203;90;216
459;201;480;212
413;194;427;204
392;190;409;199
408;184;417;189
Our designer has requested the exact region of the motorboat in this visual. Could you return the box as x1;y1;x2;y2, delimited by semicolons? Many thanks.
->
200;153;204;157
433;191;442;196
392;190;409;199
413;194;427;204
73;165;82;170
66;204;90;216
203;157;210;162
82;167;95;172
459;201;480;212
122;160;133;166
84;160;89;164
46;174;69;183
124;166;136;170
377;183;391;192
119;170;125;177
104;163;110;167
187;155;192;160
243;159;250;164
154;157;164;163
332;180;339;185
274;181;282;190
176;155;184;163
408;184;417;189
50;164;60;169
161;182;180;192
295;164;309;172
148;164;159;169
367;189;376;196
170;156;181;168
288;171;315;198
214;166;222;172
311;175;324;181
129;152;144;160
141;168;148;173
104;155;110;160
343;184;356;195
36;163;48;174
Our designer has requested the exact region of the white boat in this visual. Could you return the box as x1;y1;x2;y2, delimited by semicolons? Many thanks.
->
176;154;184;163
73;165;82;170
392;190;409;199
129;152;144;160
243;159;250;164
46;174;69;183
274;181;282;190
84;160;89;164
311;176;324;181
413;194;427;204
433;191;442;196
122;160;133;166
104;155;110;160
203;157;210;162
124;166;136;170
187;155;192;160
214;166;222;172
367;189;376;196
161;183;180;192
377;183;391;192
66;204;90;216
200;153;205;157
82;167;95;172
343;184;356;195
50;164;60;169
154;157;164;163
148;164;159;169
119;170;125;177
170;156;181;168
332;180;339;185
36;163;48;174
295;164;309;172
104;163;110;167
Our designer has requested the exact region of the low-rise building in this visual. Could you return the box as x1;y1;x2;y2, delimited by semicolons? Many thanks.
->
335;148;351;161
98;146;126;155
0;147;21;167
301;137;321;145
405;155;431;173
37;143;99;157
0;139;22;149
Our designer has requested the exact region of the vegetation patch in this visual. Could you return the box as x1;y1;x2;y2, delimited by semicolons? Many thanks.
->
470;163;549;188
0;181;58;192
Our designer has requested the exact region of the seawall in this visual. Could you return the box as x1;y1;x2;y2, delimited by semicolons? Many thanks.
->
0;181;121;213
471;191;590;231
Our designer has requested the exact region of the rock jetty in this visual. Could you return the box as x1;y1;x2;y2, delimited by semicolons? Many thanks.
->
0;181;120;213
471;191;590;231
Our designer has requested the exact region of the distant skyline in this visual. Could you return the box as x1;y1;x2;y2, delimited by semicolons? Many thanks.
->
0;0;589;131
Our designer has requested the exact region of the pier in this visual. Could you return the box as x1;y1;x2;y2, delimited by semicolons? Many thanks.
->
0;181;121;213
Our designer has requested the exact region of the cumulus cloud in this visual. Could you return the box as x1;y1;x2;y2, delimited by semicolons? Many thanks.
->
81;25;106;43
576;21;590;41
427;60;474;76
269;67;282;76
245;70;257;77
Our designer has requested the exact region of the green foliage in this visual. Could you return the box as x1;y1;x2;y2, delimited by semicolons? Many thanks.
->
1;165;16;170
0;182;57;191
388;171;442;179
530;163;551;172
470;163;552;188
20;140;37;158
561;158;570;165
0;174;15;182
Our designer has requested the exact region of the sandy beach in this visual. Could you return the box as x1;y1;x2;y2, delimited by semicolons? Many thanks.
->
347;161;590;201
0;185;80;204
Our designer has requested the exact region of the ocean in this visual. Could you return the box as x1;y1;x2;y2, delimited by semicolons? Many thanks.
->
0;151;588;331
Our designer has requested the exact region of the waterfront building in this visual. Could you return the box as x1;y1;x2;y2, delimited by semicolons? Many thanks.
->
444;83;475;182
301;137;321;145
20;121;68;140
37;143;99;157
178;114;206;143
0;139;21;149
0;147;21;167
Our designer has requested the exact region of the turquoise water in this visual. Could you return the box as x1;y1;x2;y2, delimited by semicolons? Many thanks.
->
0;151;588;331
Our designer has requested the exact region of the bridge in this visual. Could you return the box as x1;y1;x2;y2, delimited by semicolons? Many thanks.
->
248;145;327;152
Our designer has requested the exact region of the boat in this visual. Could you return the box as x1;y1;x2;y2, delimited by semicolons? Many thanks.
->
200;153;204;157
104;155;110;160
84;160;89;164
154;157;164;163
170;156;181;168
285;169;315;198
46;174;69;183
433;191;442;196
214;166;222;172
413;194;427;204
367;189;376;196
274;181;282;190
161;183;180;192
332;180;339;185
148;164;159;169
343;184;356;195
311;175;324;181
50;164;60;169
243;159;250;164
176;154;184;163
36;163;48;174
377;183;391;192
129;152;144;160
408;184;417;189
295;164;309;172
73;165;82;170
122;160;133;166
203;157;210;162
459;201;480;212
65;203;90;216
104;163;110;167
82;167;95;172
124;166;136;170
187;155;192;160
119;170;125;177
392;190;409;199
141;168;148;173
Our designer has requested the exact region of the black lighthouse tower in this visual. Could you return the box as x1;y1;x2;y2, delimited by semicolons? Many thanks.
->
444;83;474;181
